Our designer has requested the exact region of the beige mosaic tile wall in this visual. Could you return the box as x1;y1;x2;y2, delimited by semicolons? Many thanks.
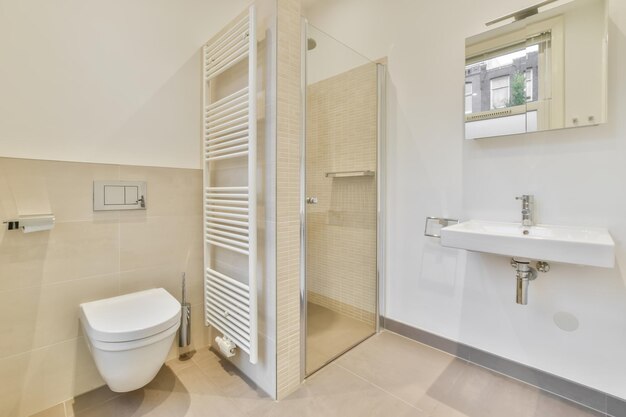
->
0;157;207;417
275;0;302;400
306;63;378;325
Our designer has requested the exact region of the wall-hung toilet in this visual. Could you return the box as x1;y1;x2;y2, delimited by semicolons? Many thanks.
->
79;288;181;392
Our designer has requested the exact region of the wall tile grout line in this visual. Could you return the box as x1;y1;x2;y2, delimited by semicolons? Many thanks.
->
0;336;87;362
0;254;203;295
0;156;208;416
0;271;120;295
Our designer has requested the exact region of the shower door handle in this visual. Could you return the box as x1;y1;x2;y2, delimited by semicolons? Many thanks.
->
306;197;318;205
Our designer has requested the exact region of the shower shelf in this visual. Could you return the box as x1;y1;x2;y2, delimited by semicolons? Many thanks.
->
325;170;375;178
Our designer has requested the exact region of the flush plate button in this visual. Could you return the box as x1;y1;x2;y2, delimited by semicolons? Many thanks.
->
94;181;147;211
104;185;125;205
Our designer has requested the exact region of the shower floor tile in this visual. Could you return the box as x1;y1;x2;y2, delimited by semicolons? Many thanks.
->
305;302;375;375
48;332;604;417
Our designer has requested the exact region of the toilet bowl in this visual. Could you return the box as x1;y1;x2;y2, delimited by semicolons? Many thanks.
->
79;288;181;392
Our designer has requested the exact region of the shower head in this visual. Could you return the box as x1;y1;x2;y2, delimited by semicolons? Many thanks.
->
307;38;317;51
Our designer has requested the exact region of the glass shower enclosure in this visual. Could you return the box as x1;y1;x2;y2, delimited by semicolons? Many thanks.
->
302;22;383;376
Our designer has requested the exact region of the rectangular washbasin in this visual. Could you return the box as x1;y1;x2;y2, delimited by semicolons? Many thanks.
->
440;220;615;268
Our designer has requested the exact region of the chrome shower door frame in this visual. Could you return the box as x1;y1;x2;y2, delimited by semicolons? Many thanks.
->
299;18;387;381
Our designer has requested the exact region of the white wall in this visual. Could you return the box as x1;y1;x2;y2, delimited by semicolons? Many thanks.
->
0;0;249;169
306;25;371;84
304;0;626;400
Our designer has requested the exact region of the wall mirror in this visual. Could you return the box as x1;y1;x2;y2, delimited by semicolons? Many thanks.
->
464;0;608;140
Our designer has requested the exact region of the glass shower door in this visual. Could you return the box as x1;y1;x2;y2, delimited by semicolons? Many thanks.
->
304;23;379;376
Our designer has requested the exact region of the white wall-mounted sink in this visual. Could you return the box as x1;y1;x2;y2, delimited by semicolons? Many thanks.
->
440;220;615;268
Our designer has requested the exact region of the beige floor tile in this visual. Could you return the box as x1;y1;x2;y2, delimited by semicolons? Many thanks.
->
74;364;249;417
431;363;540;417
72;389;166;417
429;403;472;417
255;364;425;417
430;391;604;417
531;392;605;417
205;361;270;414
193;346;270;410
188;346;221;370
169;364;222;396
306;303;374;374
65;385;121;416
30;329;606;417
177;367;252;417
165;355;198;374
74;367;190;417
335;331;466;413
27;403;65;417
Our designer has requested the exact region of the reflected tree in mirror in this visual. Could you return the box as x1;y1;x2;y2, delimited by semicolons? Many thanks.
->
510;71;527;107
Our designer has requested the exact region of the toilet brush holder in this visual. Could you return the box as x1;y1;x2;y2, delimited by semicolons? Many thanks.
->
179;302;191;347
178;272;191;348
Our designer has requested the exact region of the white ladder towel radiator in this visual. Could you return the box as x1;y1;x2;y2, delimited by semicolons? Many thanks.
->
202;5;258;364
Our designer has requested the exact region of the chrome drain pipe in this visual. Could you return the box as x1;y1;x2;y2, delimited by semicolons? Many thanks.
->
511;258;538;305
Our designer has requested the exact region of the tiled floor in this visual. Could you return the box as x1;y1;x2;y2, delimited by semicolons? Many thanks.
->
36;331;605;417
306;303;375;374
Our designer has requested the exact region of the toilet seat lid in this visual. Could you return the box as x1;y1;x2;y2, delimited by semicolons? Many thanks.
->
80;288;181;343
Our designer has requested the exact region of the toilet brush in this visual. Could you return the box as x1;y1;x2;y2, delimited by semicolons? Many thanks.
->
179;272;191;348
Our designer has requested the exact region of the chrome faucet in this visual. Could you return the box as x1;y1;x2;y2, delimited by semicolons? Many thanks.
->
515;195;534;227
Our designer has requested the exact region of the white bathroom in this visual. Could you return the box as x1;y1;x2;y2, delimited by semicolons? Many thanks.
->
0;0;625;416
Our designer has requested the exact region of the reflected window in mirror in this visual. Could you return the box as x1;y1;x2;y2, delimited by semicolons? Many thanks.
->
464;0;608;140
465;28;557;138
525;68;533;101
465;83;473;114
490;76;511;110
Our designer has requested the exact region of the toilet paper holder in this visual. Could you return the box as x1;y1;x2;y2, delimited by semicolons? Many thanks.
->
3;214;55;233
424;217;458;238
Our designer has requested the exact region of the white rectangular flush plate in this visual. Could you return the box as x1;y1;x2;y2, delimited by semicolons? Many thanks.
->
94;181;146;211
